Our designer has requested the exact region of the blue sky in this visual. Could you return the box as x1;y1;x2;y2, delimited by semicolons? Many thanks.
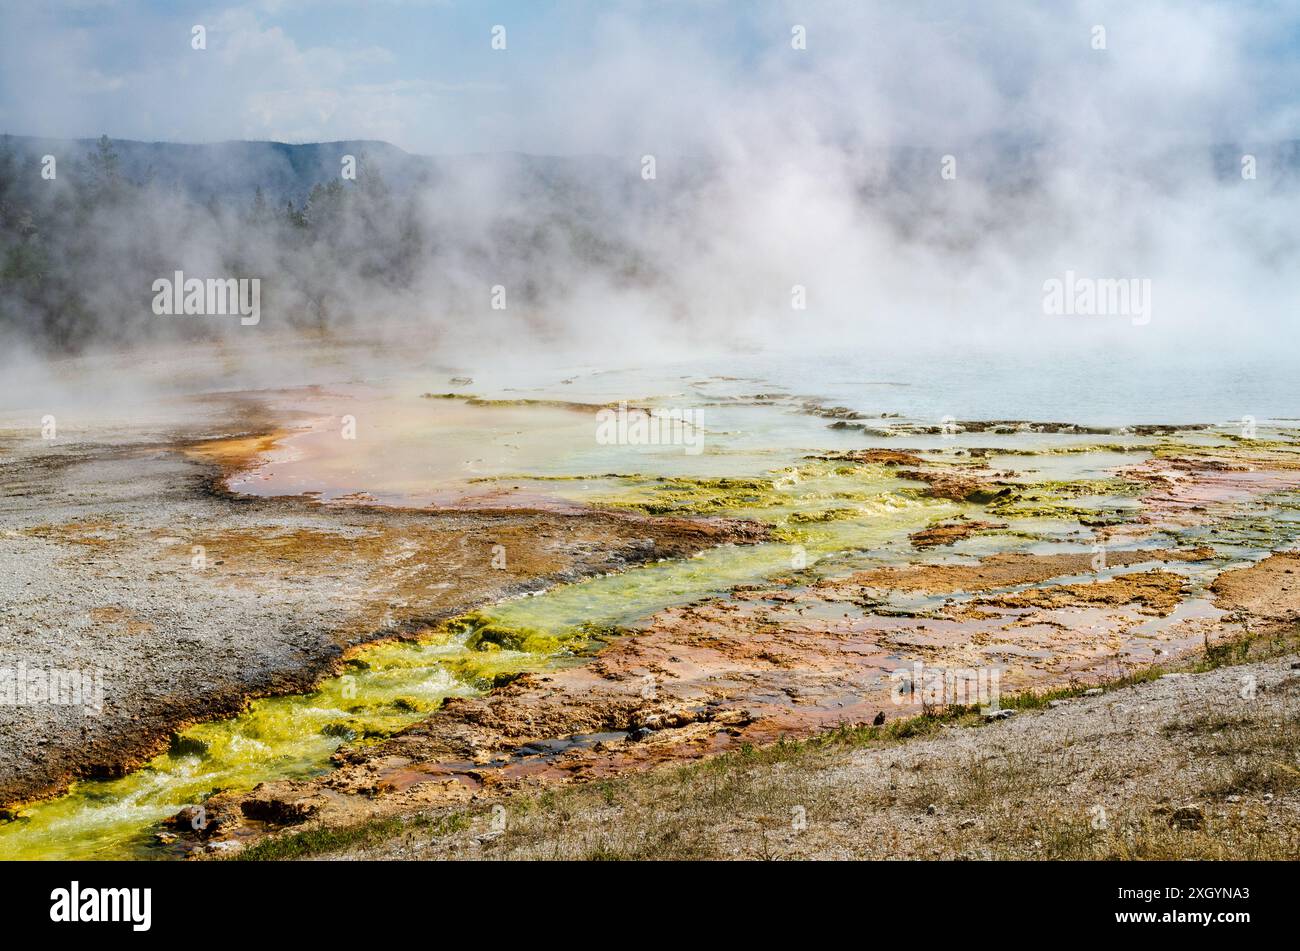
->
1;1;1297;154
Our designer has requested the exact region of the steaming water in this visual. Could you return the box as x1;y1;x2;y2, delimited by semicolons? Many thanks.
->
447;344;1300;429
228;342;1294;511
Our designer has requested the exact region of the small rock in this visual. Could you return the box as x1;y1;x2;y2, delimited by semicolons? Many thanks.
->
240;783;328;824
1084;688;1104;696
926;804;937;816
169;805;213;834
958;818;976;829
626;727;654;743
1168;806;1204;831
1047;699;1070;708
982;708;1014;721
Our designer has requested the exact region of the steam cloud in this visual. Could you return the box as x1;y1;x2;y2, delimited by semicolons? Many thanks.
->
0;0;1297;394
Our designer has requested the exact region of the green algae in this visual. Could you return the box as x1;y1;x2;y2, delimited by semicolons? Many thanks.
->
599;476;788;516
784;507;863;524
581;460;920;522
1218;434;1300;449
0;624;553;861
0;605;626;861
1152;442;1300;467
476;496;952;638
449;611;608;657
982;478;1146;520
1020;479;1146;498
425;395;635;413
463;462;1153;641
1170;489;1300;555
983;444;1159;456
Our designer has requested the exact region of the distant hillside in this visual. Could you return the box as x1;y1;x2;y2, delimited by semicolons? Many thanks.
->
1;135;417;203
5;133;1298;207
0;134;676;351
0;134;663;207
1;133;1297;354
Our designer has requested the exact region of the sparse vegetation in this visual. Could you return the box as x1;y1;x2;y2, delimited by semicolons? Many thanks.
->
234;811;468;862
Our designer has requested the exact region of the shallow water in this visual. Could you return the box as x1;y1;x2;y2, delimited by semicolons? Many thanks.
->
409;345;1300;428
230;357;1252;512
